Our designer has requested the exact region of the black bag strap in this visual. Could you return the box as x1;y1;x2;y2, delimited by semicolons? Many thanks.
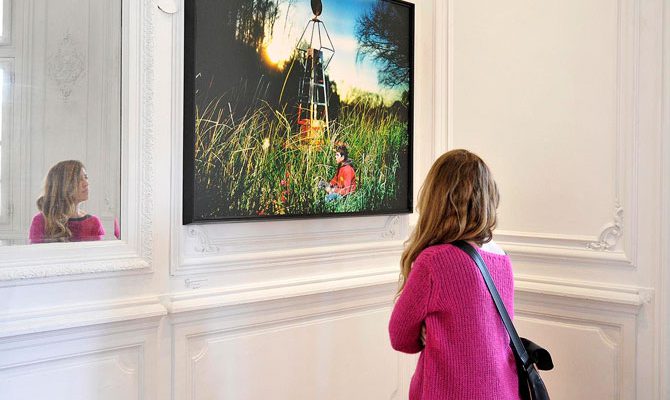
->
452;240;531;368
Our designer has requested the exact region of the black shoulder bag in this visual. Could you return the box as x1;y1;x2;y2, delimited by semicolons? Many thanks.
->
453;241;554;400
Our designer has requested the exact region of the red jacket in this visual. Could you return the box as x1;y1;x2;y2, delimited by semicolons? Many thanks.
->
330;162;357;195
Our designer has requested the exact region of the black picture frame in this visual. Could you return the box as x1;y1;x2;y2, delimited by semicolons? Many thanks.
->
184;0;414;223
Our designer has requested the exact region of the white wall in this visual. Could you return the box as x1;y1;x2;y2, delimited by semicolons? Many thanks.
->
0;1;668;400
447;0;667;398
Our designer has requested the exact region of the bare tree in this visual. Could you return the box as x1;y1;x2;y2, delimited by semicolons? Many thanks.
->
355;2;411;88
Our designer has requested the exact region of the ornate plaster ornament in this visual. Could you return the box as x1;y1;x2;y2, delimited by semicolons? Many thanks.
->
588;205;624;251
187;226;219;253
47;33;86;100
381;215;400;239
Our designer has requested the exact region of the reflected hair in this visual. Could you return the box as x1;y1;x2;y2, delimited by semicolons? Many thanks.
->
36;160;84;242
398;149;500;294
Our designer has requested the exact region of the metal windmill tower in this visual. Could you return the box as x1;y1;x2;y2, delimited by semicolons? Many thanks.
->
295;0;335;144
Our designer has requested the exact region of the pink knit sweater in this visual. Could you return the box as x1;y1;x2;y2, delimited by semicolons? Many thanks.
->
389;244;520;400
29;213;105;244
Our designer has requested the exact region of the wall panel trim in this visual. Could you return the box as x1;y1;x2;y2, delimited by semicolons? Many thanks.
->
516;274;651;315
168;270;398;316
0;296;166;338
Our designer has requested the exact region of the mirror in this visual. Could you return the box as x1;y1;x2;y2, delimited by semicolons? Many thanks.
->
0;0;121;246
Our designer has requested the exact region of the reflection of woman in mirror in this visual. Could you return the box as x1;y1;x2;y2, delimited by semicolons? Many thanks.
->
29;160;105;244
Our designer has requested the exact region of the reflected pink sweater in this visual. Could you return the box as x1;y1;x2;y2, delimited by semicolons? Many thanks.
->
389;244;520;400
29;213;105;244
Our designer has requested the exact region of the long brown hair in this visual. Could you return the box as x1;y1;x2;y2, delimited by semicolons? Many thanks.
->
36;160;85;242
398;149;500;294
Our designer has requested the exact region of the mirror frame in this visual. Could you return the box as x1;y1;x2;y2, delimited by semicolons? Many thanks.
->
0;0;155;284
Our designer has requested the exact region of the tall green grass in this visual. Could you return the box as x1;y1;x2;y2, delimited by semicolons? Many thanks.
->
194;97;408;219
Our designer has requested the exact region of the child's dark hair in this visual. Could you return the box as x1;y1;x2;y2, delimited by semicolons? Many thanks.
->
335;145;349;159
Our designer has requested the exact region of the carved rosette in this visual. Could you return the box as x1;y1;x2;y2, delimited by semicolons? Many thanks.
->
47;33;86;100
588;206;624;251
187;226;219;253
381;216;401;239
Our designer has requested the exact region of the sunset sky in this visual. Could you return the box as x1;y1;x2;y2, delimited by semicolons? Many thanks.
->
262;0;408;106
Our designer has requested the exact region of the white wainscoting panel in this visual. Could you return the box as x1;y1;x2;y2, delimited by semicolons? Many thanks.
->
449;0;639;265
0;318;161;400
172;283;402;400
0;347;141;400
187;310;395;400
516;316;622;400
515;280;642;400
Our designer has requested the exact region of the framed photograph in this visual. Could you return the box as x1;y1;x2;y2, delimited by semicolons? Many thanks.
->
184;0;414;223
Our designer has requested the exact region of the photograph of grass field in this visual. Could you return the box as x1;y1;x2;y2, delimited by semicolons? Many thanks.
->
184;0;414;222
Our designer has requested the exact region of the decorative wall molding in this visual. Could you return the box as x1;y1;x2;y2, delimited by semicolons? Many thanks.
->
139;0;156;265
177;239;403;276
451;0;640;268
0;258;150;283
496;232;633;267
0;345;144;396
186;226;219;254
0;316;160;400
381;215;401;239
498;205;627;254
168;268;397;315
155;0;178;14
171;277;399;400
0;0;156;284
182;309;398;400
181;215;405;257
588;205;624;251
176;215;406;277
0;296;166;338
47;33;86;100
513;313;628;400
514;274;651;315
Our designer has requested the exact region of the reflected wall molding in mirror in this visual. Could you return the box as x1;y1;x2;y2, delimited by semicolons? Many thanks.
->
47;33;86;101
0;0;156;285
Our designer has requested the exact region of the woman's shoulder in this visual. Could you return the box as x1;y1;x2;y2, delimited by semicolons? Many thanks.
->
31;212;45;223
67;214;101;226
417;241;509;263
415;243;460;264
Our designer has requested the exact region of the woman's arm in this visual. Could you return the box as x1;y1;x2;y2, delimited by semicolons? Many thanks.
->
28;214;46;244
388;256;433;353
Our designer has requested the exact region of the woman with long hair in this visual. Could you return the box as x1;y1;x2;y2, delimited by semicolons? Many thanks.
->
29;160;105;244
389;149;520;399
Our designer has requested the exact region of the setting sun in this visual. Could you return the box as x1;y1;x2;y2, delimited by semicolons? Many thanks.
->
263;38;293;70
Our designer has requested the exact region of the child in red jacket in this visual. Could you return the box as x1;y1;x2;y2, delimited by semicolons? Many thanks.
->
324;144;357;202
